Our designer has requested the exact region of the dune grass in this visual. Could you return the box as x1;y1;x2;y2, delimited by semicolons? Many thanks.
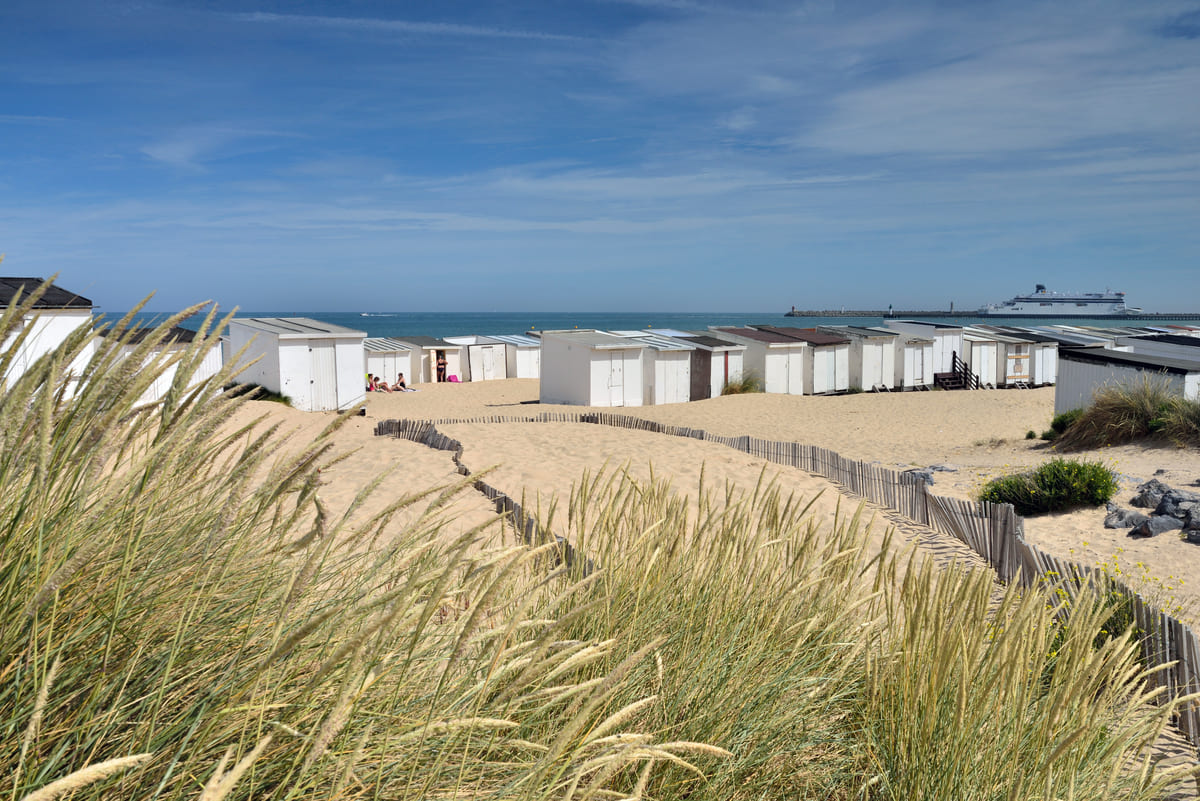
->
2;293;1197;799
1057;376;1200;449
720;370;763;395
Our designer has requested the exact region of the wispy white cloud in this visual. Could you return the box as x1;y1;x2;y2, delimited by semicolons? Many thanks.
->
0;114;67;124
140;125;300;169
233;11;583;42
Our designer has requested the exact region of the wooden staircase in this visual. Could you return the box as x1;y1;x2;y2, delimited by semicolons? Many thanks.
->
934;351;981;390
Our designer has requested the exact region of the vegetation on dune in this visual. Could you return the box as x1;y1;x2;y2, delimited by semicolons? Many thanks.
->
1055;376;1200;449
978;458;1119;516
2;291;1196;799
720;370;763;395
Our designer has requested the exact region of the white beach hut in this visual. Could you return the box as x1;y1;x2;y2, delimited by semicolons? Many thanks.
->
1;277;95;394
650;329;746;400
868;328;934;390
611;331;694;405
754;326;850;395
884;320;965;375
711;327;808;395
986;326;1059;386
400;336;464;383
1055;349;1200;415
540;330;645;407
443;335;509;382
363;338;416;388
962;331;1000;388
483;334;542;379
227;317;366;412
820;326;897;391
99;325;223;407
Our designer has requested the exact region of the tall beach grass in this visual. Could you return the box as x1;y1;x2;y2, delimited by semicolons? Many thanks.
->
2;292;1196;799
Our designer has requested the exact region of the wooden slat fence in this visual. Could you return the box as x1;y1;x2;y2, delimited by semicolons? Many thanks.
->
375;412;1200;754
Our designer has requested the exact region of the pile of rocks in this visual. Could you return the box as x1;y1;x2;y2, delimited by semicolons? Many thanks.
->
1106;478;1200;542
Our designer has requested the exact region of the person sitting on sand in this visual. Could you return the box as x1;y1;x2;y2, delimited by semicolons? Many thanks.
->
392;373;407;391
370;375;392;393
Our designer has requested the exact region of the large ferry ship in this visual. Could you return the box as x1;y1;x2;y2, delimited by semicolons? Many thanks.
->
981;285;1139;317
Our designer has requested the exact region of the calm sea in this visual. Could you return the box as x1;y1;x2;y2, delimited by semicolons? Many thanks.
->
124;310;1198;339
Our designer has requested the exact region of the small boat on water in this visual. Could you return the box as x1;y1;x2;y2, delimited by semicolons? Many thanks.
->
981;285;1141;317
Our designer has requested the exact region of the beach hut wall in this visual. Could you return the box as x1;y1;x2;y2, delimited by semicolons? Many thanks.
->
228;317;367;412
649;330;746;399
99;325;223;407
1;277;95;397
1054;348;1200;414
884;320;965;375
539;330;646;407
711;326;808;395
364;338;417;388
482;334;542;378
611;331;693;405
819;326;896;391
399;335;463;383
444;335;509;382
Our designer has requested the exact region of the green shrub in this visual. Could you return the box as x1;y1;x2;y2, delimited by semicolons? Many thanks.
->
1041;408;1084;441
978;458;1119;515
721;369;763;395
1025;430;1037;440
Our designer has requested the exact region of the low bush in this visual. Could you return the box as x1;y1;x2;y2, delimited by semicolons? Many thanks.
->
721;370;763;395
979;458;1119;515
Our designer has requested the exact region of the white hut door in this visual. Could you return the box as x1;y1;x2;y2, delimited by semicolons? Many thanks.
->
310;341;338;410
912;348;923;386
825;350;837;392
609;353;624;407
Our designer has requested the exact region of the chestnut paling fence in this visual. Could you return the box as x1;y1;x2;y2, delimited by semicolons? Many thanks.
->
376;411;1200;751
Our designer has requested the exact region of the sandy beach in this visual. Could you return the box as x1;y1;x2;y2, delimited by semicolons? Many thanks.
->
234;380;1200;624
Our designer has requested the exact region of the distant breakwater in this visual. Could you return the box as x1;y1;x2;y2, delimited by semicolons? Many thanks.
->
786;310;1200;321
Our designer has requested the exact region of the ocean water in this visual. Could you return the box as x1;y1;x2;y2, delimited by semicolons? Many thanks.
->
131;310;1200;339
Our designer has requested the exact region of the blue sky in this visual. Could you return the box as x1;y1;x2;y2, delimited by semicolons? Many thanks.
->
2;1;1198;313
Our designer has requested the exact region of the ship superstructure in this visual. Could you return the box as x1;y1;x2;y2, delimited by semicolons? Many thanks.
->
981;285;1136;316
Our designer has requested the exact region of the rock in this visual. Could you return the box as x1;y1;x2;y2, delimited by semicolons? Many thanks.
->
1153;489;1200;518
1186;529;1200;545
1129;516;1184;538
1131;479;1173;508
903;468;935;486
1156;468;1169;476
1105;505;1150;529
931;464;958;473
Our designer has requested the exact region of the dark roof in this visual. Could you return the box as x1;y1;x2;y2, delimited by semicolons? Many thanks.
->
98;325;197;345
401;335;454;348
679;333;742;349
1138;334;1200;347
890;319;963;330
820;325;897;339
712;326;804;344
754;325;850;345
1060;347;1200;375
0;277;92;309
982;325;1058;343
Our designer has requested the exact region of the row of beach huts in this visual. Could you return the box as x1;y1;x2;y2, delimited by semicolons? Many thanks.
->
4;277;1200;415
